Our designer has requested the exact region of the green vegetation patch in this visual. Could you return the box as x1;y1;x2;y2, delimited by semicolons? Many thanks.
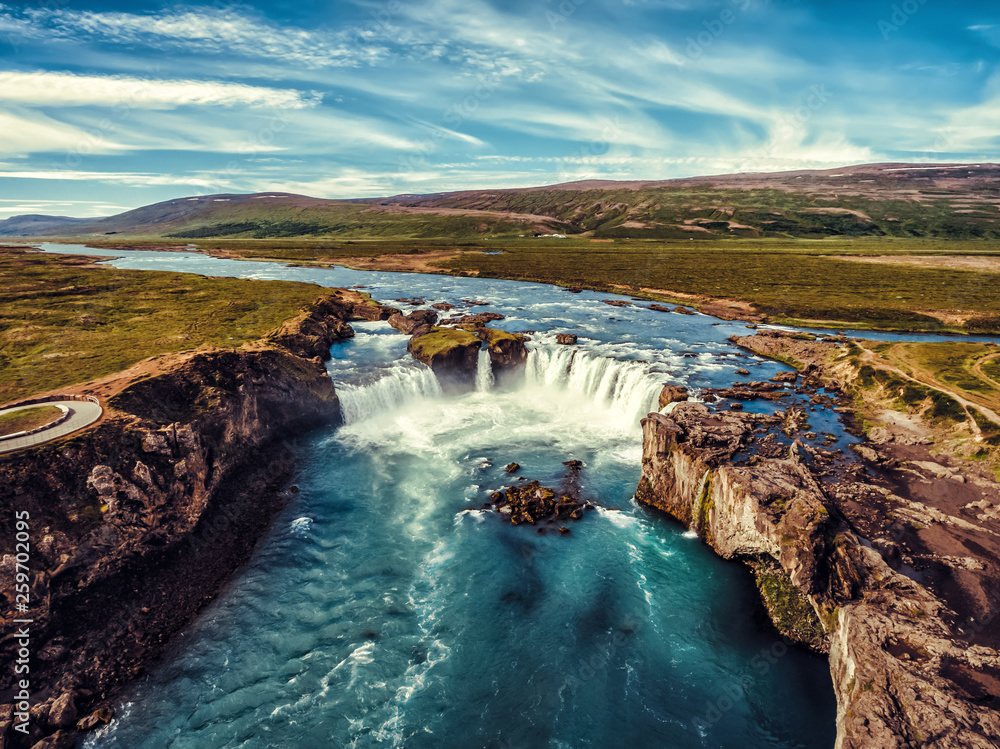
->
750;559;827;650
969;408;1000;446
407;327;480;360
0;248;336;402
0;405;63;436
983;357;1000;385
477;328;526;346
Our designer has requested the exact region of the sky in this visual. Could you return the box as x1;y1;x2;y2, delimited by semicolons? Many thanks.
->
0;0;998;218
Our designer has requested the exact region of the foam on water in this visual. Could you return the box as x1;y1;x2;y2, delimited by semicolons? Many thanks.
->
338;363;442;425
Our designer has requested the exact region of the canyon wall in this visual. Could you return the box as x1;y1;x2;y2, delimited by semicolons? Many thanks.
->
637;403;1000;749
0;291;386;749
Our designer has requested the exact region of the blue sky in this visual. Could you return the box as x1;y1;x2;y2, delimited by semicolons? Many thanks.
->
0;0;998;218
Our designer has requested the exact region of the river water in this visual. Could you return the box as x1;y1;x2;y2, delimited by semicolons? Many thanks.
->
30;244;867;748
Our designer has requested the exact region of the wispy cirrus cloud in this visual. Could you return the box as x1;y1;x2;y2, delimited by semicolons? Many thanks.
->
3;6;388;68
0;71;321;109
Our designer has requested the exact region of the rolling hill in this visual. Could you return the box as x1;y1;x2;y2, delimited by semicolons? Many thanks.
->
4;162;1000;241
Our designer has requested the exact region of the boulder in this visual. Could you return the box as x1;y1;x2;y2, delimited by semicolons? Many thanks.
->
46;692;77;730
76;707;113;732
489;479;586;527
442;312;505;325
555;333;578;345
388;309;438;335
351;302;399;321
476;328;528;375
658;385;689;410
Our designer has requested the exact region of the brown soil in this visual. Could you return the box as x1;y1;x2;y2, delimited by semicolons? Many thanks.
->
836;254;1000;273
323;250;473;275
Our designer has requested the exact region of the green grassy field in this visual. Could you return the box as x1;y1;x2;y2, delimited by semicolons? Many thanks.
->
0;405;63;436
0;248;335;403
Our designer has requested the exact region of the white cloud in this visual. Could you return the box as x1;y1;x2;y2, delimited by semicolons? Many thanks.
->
0;170;234;188
0;200;130;219
10;6;386;68
0;110;132;155
0;71;320;110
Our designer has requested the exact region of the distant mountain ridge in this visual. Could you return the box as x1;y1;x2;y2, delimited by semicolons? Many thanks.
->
4;162;1000;240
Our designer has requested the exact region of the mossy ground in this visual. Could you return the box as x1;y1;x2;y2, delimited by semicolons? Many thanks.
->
407;327;480;360
0;248;336;402
0;405;63;436
476;327;526;346
750;559;827;651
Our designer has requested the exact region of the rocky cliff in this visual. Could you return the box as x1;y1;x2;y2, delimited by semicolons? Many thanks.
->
637;402;1000;748
0;291;387;749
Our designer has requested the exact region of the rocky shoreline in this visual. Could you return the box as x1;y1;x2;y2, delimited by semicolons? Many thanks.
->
636;332;1000;748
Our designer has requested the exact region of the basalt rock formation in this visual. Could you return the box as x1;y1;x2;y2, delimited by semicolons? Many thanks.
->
387;309;438;335
267;293;358;358
636;401;1000;748
0;292;384;749
488;480;589;528
406;327;482;391
657;385;688;409
406;325;528;391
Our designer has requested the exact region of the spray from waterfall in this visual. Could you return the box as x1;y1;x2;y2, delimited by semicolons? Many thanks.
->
475;348;495;392
338;364;443;425
523;346;663;426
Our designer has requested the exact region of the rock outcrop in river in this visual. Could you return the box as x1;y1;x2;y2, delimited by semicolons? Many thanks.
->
637;401;1000;748
407;325;528;391
0;291;385;749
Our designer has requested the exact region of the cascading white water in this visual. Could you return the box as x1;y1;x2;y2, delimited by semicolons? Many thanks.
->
523;346;664;426
475;348;494;392
338;364;443;425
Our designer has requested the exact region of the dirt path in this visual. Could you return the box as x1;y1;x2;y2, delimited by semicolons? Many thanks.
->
972;351;1000;389
854;342;1000;432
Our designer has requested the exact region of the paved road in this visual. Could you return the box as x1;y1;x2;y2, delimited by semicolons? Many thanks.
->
0;401;103;454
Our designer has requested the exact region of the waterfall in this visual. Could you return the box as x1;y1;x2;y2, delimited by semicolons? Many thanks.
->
475;348;495;392
338;364;443;425
523;346;663;426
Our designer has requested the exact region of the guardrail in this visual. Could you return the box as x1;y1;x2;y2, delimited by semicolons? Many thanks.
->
0;405;71;442
0;393;100;410
0;395;102;445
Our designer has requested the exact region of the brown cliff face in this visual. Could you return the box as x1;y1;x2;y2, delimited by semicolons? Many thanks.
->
268;295;357;358
637;403;1000;749
0;293;375;749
